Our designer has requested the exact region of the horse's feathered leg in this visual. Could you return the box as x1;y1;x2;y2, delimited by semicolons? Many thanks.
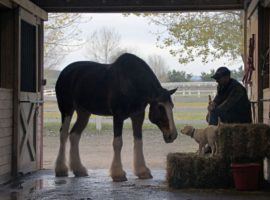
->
55;113;73;177
69;109;90;177
131;111;153;179
110;117;127;182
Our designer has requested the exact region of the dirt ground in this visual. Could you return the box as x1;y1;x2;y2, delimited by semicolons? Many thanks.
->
43;129;198;170
2;169;270;200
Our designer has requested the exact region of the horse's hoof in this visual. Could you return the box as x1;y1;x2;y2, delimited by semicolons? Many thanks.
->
137;172;153;179
55;165;69;177
112;175;128;182
73;167;89;177
55;171;68;177
74;171;89;177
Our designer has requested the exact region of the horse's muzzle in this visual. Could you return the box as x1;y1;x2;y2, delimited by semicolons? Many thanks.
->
163;132;178;143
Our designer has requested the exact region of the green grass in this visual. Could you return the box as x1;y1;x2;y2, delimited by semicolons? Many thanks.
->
43;98;208;135
44;101;207;120
174;112;206;121
44;111;206;121
174;102;207;108
44;121;206;137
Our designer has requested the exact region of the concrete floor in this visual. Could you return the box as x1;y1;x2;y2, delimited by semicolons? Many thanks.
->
0;169;270;200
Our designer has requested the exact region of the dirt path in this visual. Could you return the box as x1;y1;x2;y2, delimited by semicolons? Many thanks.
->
43;130;197;170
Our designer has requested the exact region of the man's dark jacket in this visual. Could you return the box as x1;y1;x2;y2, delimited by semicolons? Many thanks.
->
213;78;252;123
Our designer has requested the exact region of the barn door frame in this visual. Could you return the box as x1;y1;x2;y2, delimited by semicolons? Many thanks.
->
12;7;44;176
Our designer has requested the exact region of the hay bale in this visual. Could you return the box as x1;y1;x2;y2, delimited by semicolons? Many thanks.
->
167;153;232;189
167;124;270;189
218;124;270;163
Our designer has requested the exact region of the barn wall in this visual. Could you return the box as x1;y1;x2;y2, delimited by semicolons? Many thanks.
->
247;7;260;122
247;2;270;124
0;8;14;184
0;88;12;184
262;8;270;124
0;10;14;89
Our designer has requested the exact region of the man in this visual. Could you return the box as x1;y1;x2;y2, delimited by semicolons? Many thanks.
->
208;66;252;125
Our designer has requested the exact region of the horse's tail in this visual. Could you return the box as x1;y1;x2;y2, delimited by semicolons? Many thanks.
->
55;73;74;124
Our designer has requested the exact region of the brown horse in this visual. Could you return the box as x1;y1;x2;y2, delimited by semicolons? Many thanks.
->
54;53;178;181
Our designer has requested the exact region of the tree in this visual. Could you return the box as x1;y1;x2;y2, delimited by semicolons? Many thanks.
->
167;70;192;82
231;66;244;81
200;69;216;81
44;13;87;69
147;54;168;82
84;27;123;63
109;47;138;63
129;12;243;64
200;67;244;82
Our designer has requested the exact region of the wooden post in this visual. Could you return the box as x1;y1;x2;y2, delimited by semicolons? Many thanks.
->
12;8;20;177
96;116;102;132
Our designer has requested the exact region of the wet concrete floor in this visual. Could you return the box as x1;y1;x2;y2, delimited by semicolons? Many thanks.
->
0;169;270;200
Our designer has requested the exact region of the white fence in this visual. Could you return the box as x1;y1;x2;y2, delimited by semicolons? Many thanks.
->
44;82;217;131
44;89;56;96
44;82;217;97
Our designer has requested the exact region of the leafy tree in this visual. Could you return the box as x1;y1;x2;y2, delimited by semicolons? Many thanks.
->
44;13;87;69
200;67;244;82
167;70;192;82
147;54;168;82
128;12;243;64
84;27;123;63
200;69;216;81
231;66;244;81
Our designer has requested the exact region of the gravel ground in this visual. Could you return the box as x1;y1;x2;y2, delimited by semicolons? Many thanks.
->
43;130;198;170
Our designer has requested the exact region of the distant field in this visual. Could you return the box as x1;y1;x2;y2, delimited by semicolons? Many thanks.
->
43;95;209;136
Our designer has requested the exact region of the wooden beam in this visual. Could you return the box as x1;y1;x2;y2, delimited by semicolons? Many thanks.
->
247;0;260;18
0;0;12;8
12;0;47;20
262;0;270;7
32;0;245;12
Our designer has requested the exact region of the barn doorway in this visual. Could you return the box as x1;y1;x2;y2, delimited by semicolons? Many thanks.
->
42;12;242;172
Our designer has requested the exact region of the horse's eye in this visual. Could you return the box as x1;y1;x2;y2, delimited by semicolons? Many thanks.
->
158;105;166;114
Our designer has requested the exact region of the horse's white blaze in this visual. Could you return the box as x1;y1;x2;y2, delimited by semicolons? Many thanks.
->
133;139;147;175
69;133;87;174
162;102;177;133
110;136;125;176
55;116;71;172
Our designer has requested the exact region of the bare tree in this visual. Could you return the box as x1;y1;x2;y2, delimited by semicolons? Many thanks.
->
84;27;123;64
147;54;168;82
109;47;138;63
44;13;88;69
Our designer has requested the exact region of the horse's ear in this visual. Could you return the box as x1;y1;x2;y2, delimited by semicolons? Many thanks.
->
169;88;177;95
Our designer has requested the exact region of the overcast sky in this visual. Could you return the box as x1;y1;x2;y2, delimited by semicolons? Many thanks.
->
59;13;242;76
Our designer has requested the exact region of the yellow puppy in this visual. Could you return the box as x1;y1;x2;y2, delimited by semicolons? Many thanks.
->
180;125;218;156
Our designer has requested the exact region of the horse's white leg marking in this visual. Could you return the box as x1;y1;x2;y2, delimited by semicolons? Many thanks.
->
110;136;127;182
133;139;152;179
131;112;152;179
69;132;88;176
55;116;71;177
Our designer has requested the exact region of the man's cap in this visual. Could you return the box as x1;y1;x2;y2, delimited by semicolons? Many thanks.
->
211;67;231;80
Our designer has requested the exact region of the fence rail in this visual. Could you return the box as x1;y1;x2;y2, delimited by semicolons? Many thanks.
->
44;89;56;96
44;81;217;97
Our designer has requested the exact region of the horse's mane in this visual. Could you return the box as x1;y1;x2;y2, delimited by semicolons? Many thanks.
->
111;53;163;99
